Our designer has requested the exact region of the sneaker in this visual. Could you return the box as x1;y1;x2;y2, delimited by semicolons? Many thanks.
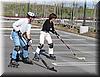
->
33;52;40;61
49;54;56;60
22;58;33;64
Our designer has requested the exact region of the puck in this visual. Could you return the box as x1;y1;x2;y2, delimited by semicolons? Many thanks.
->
78;57;86;60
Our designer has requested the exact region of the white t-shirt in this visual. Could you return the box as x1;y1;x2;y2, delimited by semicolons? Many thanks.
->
12;18;32;34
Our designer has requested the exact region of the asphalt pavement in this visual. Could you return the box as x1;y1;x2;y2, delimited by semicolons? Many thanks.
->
0;21;98;76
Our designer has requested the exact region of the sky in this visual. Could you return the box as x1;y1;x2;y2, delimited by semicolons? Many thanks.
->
1;0;99;4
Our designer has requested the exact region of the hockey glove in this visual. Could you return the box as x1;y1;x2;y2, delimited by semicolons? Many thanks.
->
27;39;33;46
17;30;22;38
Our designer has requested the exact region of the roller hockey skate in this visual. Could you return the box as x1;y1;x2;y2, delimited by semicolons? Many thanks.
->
49;54;56;60
22;57;33;65
40;50;56;60
8;59;19;68
33;52;40;62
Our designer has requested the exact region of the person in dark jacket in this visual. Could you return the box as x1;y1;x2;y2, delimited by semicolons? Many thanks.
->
33;13;58;61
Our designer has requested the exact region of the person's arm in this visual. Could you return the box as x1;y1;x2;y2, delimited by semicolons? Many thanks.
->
22;32;28;40
26;31;31;40
12;19;24;31
25;24;32;46
42;19;48;31
26;24;32;40
50;22;57;34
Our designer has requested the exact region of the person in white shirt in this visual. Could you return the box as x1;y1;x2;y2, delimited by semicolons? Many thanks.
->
9;12;35;66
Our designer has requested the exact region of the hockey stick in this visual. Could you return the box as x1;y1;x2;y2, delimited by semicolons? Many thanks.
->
55;33;86;61
19;36;57;72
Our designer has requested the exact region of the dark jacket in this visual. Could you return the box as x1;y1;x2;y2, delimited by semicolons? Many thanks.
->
41;19;55;33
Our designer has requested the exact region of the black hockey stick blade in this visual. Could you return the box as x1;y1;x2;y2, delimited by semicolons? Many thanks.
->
40;57;57;72
47;67;57;72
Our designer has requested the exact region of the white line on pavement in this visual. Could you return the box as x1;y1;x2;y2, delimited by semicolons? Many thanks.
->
0;28;97;41
52;62;97;66
2;35;96;46
0;28;41;30
2;35;96;47
31;44;96;46
32;51;96;54
3;35;86;40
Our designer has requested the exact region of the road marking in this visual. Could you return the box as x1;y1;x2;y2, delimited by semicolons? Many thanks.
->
31;51;96;55
0;20;15;22
2;33;70;36
53;51;96;54
31;44;96;46
0;27;96;41
3;35;86;40
0;28;41;30
1;35;96;47
52;62;97;66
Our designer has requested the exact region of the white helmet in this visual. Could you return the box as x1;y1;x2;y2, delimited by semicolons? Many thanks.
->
27;12;35;18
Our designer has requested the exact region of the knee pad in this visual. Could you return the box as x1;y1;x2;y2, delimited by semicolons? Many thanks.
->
38;43;44;49
23;45;28;50
48;43;53;48
14;46;21;51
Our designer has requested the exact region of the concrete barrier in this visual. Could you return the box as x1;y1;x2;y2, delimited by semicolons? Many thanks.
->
80;26;89;34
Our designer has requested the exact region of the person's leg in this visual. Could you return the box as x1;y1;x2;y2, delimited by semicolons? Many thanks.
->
33;31;45;61
20;37;33;64
10;31;21;65
46;33;56;60
36;31;45;54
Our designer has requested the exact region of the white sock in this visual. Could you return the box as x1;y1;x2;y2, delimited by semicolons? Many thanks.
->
48;48;53;54
36;47;40;54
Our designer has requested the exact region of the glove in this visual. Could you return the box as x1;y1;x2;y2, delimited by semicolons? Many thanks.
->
27;39;33;46
17;30;22;37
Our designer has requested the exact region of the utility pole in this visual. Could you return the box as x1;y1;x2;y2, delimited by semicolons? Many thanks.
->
71;2;75;29
80;0;88;34
27;0;30;12
61;2;63;19
71;2;75;23
82;0;86;26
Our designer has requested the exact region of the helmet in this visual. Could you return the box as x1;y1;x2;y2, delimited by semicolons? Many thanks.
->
27;12;35;18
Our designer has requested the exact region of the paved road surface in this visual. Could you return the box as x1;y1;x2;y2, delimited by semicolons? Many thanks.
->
0;21;97;76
